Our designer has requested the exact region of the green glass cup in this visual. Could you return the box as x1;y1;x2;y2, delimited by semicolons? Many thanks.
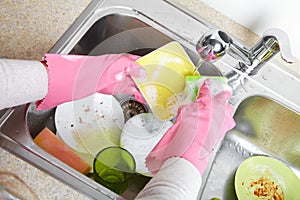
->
93;146;136;195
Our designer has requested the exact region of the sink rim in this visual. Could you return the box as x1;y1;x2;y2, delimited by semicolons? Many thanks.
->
1;0;300;199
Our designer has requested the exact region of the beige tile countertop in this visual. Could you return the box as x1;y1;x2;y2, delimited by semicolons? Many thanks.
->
0;0;299;199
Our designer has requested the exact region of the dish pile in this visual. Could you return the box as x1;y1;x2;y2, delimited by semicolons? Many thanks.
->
50;41;196;175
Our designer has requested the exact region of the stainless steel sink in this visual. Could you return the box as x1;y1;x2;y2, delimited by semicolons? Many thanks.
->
1;0;300;199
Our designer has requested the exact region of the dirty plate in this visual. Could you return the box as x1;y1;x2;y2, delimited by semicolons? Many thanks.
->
235;156;300;200
55;93;125;157
133;41;199;121
120;113;173;176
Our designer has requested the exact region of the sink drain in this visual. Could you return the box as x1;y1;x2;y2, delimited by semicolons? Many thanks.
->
120;98;148;121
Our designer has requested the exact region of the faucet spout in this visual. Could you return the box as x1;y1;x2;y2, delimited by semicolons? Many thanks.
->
196;28;294;76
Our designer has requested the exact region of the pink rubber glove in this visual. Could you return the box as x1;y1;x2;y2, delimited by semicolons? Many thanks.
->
146;78;236;175
37;54;146;110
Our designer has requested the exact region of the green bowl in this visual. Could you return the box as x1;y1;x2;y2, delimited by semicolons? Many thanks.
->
235;156;300;200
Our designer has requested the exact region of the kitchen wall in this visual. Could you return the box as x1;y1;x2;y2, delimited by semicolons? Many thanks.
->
201;0;300;59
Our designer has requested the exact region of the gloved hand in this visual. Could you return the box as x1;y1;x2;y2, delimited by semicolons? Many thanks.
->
37;54;146;110
146;78;236;175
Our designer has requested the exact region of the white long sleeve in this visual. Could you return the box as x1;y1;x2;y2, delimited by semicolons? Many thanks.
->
0;59;48;110
135;157;202;200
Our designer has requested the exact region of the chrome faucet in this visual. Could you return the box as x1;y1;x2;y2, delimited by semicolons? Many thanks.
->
196;28;294;76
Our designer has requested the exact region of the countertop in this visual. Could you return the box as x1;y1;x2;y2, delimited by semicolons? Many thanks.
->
1;0;299;199
0;0;261;61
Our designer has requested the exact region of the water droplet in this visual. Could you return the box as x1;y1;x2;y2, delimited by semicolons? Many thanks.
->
235;145;243;153
261;74;268;80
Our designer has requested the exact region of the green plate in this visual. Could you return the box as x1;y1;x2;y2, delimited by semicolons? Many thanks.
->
235;156;300;200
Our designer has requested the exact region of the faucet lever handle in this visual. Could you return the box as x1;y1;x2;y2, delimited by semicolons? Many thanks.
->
262;28;294;63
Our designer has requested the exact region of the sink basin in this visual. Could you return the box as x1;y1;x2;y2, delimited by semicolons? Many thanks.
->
1;0;300;199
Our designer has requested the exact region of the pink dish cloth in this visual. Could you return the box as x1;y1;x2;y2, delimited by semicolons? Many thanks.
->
146;78;236;175
37;54;146;110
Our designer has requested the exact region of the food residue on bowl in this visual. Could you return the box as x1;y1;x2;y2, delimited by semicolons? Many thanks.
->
246;176;284;200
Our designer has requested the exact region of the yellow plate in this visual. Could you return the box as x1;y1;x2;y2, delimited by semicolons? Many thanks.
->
134;41;199;120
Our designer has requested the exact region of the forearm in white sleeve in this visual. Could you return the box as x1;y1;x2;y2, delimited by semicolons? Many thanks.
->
135;157;202;200
0;59;48;110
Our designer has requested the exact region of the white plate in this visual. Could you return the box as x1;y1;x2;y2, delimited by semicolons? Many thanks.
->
120;113;173;176
55;93;125;157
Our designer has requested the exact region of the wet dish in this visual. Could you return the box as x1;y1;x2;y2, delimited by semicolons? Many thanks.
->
120;113;173;176
235;156;300;200
55;93;125;158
